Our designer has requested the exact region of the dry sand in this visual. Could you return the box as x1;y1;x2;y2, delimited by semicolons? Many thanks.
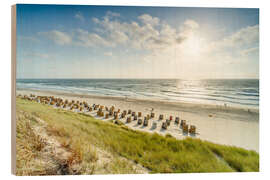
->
17;89;259;152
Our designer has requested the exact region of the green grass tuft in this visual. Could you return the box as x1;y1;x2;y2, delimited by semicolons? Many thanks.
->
16;98;259;174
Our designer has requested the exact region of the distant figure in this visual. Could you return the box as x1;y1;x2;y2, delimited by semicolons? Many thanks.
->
151;108;154;113
224;103;227;108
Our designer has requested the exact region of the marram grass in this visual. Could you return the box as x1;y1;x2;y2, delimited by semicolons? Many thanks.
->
16;98;259;175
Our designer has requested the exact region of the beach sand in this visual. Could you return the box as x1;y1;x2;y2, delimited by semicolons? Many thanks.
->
17;89;259;152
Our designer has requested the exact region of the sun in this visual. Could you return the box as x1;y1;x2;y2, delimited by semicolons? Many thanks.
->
183;34;204;56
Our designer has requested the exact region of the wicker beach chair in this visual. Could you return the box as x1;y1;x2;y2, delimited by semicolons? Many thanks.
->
162;122;167;129
180;120;186;128
166;119;171;126
143;118;149;126
175;117;180;124
189;125;196;134
126;117;131;123
183;124;189;134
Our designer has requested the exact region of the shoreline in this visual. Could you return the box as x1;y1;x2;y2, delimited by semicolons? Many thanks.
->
17;88;259;152
17;88;259;115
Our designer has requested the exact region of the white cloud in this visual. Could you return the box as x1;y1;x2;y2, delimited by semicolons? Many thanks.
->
18;36;39;43
40;30;72;45
75;12;84;21
104;52;113;56
25;52;50;59
241;47;259;56
183;19;199;29
89;13;196;51
74;29;113;47
220;25;259;48
106;11;120;17
138;14;160;26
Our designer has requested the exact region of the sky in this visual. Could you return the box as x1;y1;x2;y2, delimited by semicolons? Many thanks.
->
16;4;259;79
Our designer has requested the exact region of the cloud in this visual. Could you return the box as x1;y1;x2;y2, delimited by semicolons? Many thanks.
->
241;47;259;56
138;14;160;26
220;25;259;48
23;52;50;59
88;13;196;51
40;30;72;45
18;36;40;43
106;11;120;17
183;19;199;29
104;52;113;56
74;29;113;47
75;12;84;21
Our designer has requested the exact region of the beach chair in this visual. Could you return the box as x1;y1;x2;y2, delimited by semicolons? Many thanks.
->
109;111;113;116
159;114;164;120
143;118;149;126
151;112;155;118
166;119;171;126
152;121;157;129
121;113;126;118
138;112;142;117
180;120;186;128
126;117;131;123
189;125;196;134
175;117;180;124
138;119;142;125
183;124;189;134
162;122;167;129
105;113;109;119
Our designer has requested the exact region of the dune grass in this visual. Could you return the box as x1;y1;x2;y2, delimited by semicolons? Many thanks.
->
16;97;259;174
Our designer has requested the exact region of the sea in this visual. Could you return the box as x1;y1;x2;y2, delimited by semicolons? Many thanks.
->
16;79;259;109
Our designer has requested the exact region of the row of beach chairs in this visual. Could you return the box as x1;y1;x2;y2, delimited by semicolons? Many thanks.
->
19;94;197;135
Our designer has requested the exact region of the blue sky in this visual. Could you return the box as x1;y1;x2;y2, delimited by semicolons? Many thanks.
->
16;4;259;79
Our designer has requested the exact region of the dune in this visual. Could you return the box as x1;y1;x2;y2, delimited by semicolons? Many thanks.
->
17;89;259;152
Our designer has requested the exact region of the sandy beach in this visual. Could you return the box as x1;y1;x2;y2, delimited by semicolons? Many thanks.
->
17;89;259;152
